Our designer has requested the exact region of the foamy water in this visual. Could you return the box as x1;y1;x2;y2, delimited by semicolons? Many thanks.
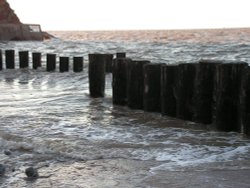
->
1;30;250;187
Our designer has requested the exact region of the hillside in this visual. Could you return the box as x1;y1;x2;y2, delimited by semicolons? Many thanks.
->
0;0;20;24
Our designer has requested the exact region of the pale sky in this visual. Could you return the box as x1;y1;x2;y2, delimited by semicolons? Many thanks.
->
7;0;250;31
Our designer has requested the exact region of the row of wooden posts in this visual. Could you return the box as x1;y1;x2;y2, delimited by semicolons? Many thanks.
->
88;54;250;137
1;49;249;136
0;50;84;72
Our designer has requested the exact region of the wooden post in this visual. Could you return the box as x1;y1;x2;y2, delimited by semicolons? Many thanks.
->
143;63;162;112
244;114;250;136
193;60;221;124
19;51;29;68
116;53;126;58
112;58;131;105
32;52;41;69
0;50;2;70
5;50;15;69
59;57;69;72
176;63;197;121
215;62;248;132
73;57;83;72
241;67;250;136
161;64;178;117
88;54;106;97
105;54;114;73
46;54;56;72
127;60;150;109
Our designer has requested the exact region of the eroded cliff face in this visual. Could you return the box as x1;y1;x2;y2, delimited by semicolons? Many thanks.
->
0;0;45;40
0;0;21;24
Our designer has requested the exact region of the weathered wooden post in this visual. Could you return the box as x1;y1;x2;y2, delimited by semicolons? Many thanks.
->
46;54;56;72
176;63;197;121
112;58;132;105
0;50;2;70
88;54;106;97
19;51;29;68
116;53;126;58
161;64;178;117
193;60;221;124
73;57;83;72
5;50;15;69
241;67;250;136
59;56;69;72
215;62;248;132
105;54;114;73
143;63;162;112
32;52;41;69
127;60;150;109
244;114;250;136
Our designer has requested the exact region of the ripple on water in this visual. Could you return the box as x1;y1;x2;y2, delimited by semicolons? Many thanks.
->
0;37;250;187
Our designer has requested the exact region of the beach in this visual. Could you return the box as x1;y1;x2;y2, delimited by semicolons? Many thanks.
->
0;29;250;187
3;159;250;188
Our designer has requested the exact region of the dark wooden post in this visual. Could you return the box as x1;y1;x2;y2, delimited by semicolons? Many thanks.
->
88;54;106;97
244;114;250;136
112;58;132;105
176;63;197;121
161;64;178;117
193;60;221;124
5;50;15;69
143;63;162;112
241;67;250;136
32;52;41;69
19;51;29;68
215;62;248;132
59;57;69;72
73;57;84;72
0;50;2;70
46;54;56;72
116;53;126;58
127;60;150;109
105;54;114;73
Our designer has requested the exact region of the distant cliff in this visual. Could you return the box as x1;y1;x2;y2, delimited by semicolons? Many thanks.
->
0;0;20;24
0;0;48;41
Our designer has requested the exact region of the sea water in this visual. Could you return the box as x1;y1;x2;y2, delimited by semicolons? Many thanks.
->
0;30;250;187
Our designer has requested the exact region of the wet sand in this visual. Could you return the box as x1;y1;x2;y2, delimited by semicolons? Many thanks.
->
1;159;250;188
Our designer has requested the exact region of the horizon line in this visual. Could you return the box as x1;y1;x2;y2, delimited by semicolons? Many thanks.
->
44;26;250;32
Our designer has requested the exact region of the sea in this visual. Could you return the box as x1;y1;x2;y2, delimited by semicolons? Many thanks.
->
0;29;250;188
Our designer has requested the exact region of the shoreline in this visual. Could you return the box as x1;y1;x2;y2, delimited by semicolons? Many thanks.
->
2;158;250;187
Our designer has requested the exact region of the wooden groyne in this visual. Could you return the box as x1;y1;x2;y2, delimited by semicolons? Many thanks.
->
88;53;250;137
0;50;84;72
0;49;249;136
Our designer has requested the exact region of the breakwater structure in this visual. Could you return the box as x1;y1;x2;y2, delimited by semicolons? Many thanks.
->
88;53;250;137
0;49;84;72
0;49;249;137
0;0;46;40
